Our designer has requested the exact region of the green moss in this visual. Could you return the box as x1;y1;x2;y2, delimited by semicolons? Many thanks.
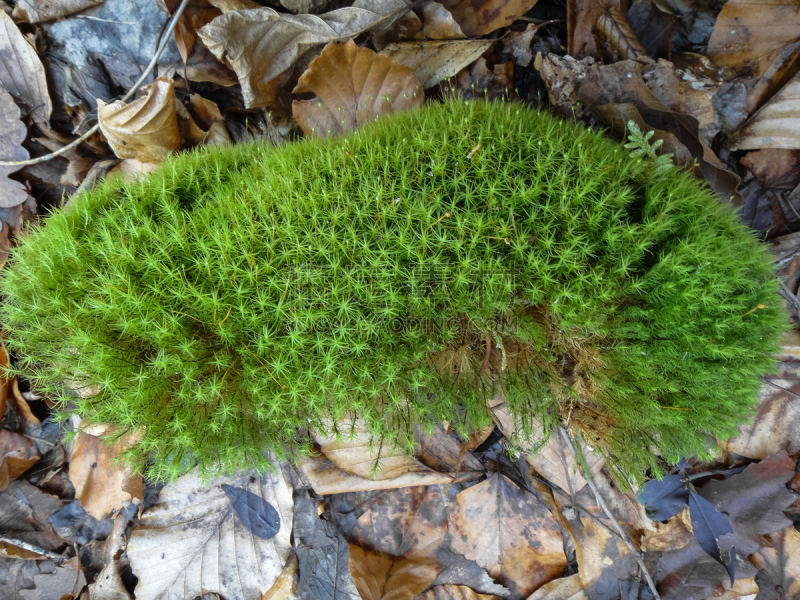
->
0;99;787;483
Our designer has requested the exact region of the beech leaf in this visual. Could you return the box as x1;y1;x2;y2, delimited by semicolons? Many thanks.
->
381;40;493;89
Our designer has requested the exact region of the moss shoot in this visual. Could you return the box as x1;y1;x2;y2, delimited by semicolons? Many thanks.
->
0;99;786;482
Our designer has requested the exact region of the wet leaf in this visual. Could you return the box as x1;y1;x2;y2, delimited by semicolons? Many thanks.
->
0;11;51;125
127;468;293;600
97;77;181;163
221;483;281;539
439;0;539;37
707;0;800;78
449;472;566;598
687;492;736;586
381;39;492;89
197;0;408;109
292;39;423;138
636;475;689;522
13;0;101;23
69;425;143;520
293;491;360;600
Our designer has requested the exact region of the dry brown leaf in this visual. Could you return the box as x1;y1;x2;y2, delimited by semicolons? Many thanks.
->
127;467;293;600
742;149;800;188
68;425;143;520
381;39;492;89
198;0;409;109
526;574;587;600
209;0;262;11
533;52;595;120
0;11;51;125
417;2;466;40
349;543;440;600
504;23;537;67
97;77;181;163
593;5;649;62
626;0;674;61
292;39;423;138
439;0;539;37
18;556;86;600
750;525;800;600
418;585;503;600
350;485;449;560
524;425;604;498
88;559;133;600
453;58;514;100
9;378;40;435
0;429;40;490
186;94;231;146
707;0;800;78
567;0;623;58
449;472;566;598
183;42;239;86
29;135;95;188
13;0;101;23
297;454;480;495
0;78;31;209
161;0;222;62
414;424;484;473
261;551;299;600
730;70;800;150
718;352;800;458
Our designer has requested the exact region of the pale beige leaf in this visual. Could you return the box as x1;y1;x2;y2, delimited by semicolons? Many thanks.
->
381;39;492;88
439;0;539;37
0;86;30;209
449;472;566;598
13;0;102;23
127;467;293;600
417;585;503;600
731;71;800;150
707;0;800;78
69;425;143;520
297;454;480;495
292;39;422;137
526;574;587;600
0;11;51;125
97;77;181;162
209;0;261;11
198;0;406;108
88;559;133;600
418;2;465;40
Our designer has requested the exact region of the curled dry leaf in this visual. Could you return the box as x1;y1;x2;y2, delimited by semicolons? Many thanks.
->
198;0;408;109
0;87;28;209
68;425;143;520
381;39;492;89
449;472;566;598
160;0;222;62
292;39;423;138
417;2;466;40
88;559;133;600
707;0;800;78
127;468;293;600
0;11;51;125
97;77;181;163
13;0;102;23
730;71;800;150
438;0;539;38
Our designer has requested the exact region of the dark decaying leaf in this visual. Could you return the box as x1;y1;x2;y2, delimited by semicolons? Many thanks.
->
293;491;360;600
221;483;281;539
637;475;688;521
687;491;735;586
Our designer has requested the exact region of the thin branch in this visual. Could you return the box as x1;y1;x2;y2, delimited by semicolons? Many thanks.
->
558;427;661;600
0;0;192;168
0;535;65;562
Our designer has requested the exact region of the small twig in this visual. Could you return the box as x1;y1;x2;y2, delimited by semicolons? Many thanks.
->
778;279;800;313
0;535;65;562
0;0;192;168
480;329;492;374
763;378;800;399
558;427;661;600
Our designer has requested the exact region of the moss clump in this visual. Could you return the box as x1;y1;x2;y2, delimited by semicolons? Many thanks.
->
0;99;786;482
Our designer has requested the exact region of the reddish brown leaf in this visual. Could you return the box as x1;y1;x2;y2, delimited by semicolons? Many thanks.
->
438;0;540;37
293;39;423;138
349;543;440;600
161;0;222;62
0;430;39;490
592;5;649;62
449;472;566;598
